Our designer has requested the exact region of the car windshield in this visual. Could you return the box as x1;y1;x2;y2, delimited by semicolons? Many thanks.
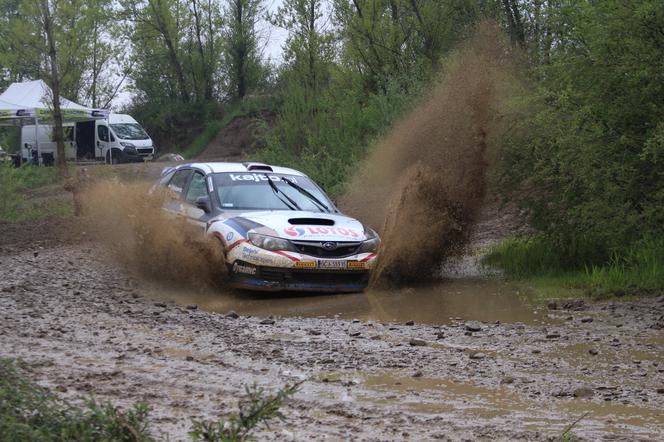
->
213;172;334;212
110;123;149;140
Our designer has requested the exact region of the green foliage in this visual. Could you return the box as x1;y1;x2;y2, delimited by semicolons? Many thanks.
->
0;163;66;222
484;236;664;294
256;66;421;196
189;382;300;442
495;0;664;269
0;358;153;441
1;357;299;442
221;0;268;100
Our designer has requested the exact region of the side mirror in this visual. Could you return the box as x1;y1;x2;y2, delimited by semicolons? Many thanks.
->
195;196;211;213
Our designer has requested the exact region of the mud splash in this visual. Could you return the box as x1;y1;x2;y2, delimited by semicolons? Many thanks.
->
341;22;520;286
82;180;226;289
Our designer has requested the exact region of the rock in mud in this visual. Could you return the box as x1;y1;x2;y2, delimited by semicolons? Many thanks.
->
501;376;516;385
547;301;558;310
409;338;426;347
412;370;423;378
657;388;664;394
656;295;664;303
589;348;599;356
581;316;594;323
154;302;167;308
405;320;415;326
469;351;486;360
573;387;594;398
562;299;585;311
464;321;483;332
546;332;561;339
260;318;275;325
185;304;198;310
225;311;239;319
309;330;322;336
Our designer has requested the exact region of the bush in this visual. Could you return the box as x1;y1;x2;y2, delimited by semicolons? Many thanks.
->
0;358;153;441
0;357;300;442
0;164;62;222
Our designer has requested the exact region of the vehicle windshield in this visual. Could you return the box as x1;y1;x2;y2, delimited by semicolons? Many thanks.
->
110;123;150;140
213;172;335;212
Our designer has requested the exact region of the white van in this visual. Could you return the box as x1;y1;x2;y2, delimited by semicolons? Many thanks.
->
21;113;155;164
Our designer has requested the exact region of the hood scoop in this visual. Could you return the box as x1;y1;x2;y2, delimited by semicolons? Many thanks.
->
289;218;335;226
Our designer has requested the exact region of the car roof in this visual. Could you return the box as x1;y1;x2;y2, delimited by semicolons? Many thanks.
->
174;162;307;177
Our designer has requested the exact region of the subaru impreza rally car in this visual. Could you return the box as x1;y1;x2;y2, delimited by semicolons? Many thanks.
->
155;162;380;292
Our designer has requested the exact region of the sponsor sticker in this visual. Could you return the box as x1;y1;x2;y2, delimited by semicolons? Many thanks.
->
226;232;234;241
317;260;347;270
284;226;360;238
347;261;366;270
229;173;298;183
232;262;256;275
295;261;316;269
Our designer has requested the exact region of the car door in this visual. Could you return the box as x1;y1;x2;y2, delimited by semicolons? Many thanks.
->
182;170;214;234
97;124;112;162
164;168;193;216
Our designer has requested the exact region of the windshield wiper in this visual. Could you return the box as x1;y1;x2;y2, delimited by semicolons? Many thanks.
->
264;174;301;210
281;177;330;213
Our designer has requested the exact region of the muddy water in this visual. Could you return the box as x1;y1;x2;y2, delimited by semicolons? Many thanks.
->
142;279;552;325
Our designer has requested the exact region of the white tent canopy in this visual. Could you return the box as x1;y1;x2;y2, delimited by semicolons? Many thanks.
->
0;98;34;122
0;80;109;122
0;80;110;164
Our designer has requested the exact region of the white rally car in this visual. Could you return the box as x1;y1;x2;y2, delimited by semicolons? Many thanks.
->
156;162;380;292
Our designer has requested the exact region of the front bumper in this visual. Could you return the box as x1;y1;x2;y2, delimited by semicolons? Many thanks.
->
120;149;154;163
224;239;377;292
229;262;371;292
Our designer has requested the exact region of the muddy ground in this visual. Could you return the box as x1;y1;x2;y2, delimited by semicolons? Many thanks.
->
1;215;663;441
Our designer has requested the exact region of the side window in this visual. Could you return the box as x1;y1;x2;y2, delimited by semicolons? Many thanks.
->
168;169;192;195
158;170;175;187
97;125;109;142
185;172;208;204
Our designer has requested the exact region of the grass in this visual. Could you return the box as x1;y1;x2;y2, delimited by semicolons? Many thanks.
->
483;236;664;297
0;357;299;442
181;96;279;160
0;163;70;222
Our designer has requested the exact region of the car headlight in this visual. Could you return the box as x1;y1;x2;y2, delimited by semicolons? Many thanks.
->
248;233;295;251
359;227;380;253
120;142;136;151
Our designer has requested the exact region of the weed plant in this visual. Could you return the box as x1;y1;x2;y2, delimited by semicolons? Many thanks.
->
0;358;299;442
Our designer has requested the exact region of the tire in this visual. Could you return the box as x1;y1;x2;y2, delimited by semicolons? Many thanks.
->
106;150;119;165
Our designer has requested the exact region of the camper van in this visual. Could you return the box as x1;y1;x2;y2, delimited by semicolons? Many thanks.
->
21;114;154;164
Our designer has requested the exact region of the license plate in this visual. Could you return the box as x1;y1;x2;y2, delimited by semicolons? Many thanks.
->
317;260;347;269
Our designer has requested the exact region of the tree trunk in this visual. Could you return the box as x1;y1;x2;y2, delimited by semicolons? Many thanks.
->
150;0;189;102
191;0;212;100
41;0;68;176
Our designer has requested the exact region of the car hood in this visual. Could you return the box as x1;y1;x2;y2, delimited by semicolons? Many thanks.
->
219;210;369;242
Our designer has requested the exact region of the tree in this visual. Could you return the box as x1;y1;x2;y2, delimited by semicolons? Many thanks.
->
221;0;265;100
12;0;99;174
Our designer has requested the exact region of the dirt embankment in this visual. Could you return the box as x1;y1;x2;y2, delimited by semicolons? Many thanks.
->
1;228;663;440
196;110;277;162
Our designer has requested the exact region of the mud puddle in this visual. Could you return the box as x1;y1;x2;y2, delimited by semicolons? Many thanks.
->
319;371;664;438
141;278;553;325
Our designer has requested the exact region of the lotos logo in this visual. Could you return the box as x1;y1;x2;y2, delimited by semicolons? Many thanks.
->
284;226;306;237
283;226;360;238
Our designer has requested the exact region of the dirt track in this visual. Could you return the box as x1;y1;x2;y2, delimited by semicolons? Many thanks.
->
1;227;664;441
